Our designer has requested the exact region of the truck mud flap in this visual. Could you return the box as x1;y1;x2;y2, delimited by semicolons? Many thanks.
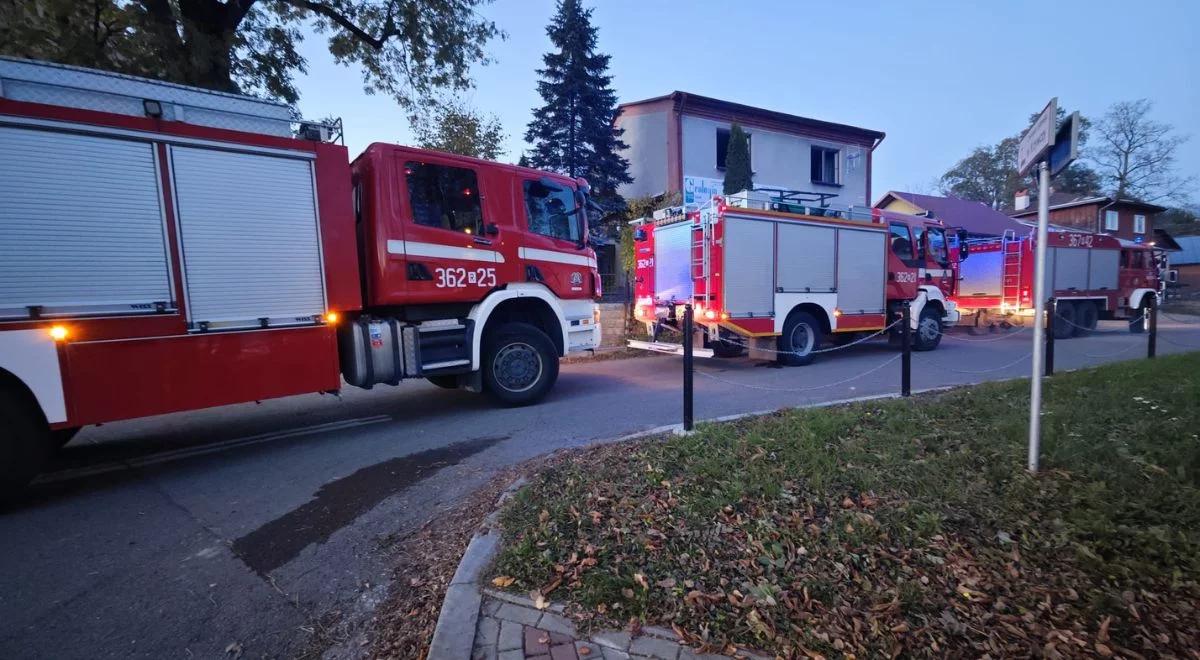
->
627;339;714;358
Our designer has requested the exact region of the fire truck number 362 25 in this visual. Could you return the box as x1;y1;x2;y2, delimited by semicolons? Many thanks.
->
435;267;497;288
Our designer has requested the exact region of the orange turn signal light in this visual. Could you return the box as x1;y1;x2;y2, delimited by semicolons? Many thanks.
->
323;311;340;324
49;325;69;341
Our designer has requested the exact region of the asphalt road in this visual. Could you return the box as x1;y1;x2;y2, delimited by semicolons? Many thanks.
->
3;317;1199;659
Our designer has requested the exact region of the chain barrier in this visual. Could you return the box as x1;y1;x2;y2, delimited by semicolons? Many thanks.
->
1160;311;1200;324
713;320;902;356
1158;334;1200;349
1052;313;1145;335
938;325;1030;342
693;354;902;392
924;351;1033;375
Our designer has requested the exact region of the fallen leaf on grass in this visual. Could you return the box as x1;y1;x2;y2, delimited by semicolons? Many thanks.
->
634;573;649;590
530;590;549;610
491;576;515;588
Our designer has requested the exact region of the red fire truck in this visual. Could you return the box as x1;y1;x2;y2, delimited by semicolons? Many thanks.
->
630;190;962;364
0;57;601;493
957;228;1161;338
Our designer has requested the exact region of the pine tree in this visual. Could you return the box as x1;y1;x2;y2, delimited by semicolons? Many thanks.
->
525;0;631;210
723;123;753;195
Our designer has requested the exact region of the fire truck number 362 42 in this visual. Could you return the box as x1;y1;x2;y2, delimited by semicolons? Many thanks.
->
435;267;497;288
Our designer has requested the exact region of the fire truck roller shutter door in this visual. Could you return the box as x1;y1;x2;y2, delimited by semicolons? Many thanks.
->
723;217;775;317
776;223;835;292
836;228;886;314
1040;248;1059;298
170;146;325;330
1053;247;1089;291
1089;249;1119;290
653;222;693;303
0;126;173;319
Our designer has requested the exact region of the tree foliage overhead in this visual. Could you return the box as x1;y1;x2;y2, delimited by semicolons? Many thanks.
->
524;0;630;209
1091;99;1194;203
722;123;753;195
939;108;1101;209
412;98;505;161
0;0;501;106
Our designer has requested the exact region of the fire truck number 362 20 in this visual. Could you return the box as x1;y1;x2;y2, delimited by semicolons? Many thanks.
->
435;267;497;288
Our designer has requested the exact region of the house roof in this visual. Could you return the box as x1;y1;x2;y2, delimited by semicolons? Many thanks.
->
875;191;1028;237
1173;236;1200;265
1010;194;1167;217
618;91;885;146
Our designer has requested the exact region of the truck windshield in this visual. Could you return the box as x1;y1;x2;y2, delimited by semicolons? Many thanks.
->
523;180;583;243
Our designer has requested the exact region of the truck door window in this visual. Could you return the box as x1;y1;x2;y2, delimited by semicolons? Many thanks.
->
927;227;949;265
889;223;916;262
404;161;483;234
523;180;581;242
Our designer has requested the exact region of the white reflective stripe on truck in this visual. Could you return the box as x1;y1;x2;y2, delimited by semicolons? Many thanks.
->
387;239;504;263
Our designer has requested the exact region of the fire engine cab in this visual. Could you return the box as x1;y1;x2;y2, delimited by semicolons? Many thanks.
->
0;57;600;494
958;228;1162;338
631;190;961;364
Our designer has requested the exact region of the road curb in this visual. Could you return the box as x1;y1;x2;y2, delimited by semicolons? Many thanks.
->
428;477;526;660
428;384;963;656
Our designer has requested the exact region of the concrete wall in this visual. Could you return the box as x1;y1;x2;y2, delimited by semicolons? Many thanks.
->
615;109;669;199
680;115;870;206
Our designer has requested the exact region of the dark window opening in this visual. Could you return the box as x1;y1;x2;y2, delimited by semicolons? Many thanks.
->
811;146;840;185
404;161;483;234
523;179;582;242
716;127;751;170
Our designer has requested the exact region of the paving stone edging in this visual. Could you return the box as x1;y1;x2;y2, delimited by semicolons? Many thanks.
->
430;385;964;658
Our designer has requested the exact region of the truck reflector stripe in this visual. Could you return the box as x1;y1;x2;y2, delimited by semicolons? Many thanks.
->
518;247;597;268
386;239;504;263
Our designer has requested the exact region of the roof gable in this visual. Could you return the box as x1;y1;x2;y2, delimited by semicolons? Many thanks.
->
876;191;1028;237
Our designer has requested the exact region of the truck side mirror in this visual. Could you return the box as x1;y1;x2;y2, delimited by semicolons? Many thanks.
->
959;242;970;261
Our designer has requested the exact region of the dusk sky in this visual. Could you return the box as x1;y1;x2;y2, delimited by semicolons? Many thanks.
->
293;0;1198;203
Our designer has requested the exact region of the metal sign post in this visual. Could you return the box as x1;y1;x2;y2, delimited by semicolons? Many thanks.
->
1017;98;1060;475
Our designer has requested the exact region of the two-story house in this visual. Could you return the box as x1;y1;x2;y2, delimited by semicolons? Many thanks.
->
615;92;885;208
1010;191;1166;244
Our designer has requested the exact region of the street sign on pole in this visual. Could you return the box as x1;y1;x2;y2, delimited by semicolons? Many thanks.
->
1017;98;1057;177
1048;110;1080;176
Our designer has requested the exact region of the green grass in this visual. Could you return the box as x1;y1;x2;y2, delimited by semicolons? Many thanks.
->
491;353;1200;657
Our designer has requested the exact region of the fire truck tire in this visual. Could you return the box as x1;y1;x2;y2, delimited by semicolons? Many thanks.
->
778;311;821;366
425;376;459;389
1129;299;1151;334
1052;302;1077;340
0;386;52;500
51;427;81;449
913;307;943;351
1073;302;1099;336
482;323;559;406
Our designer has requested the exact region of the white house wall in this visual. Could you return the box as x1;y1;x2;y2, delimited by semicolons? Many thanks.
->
615;109;669;199
680;115;869;206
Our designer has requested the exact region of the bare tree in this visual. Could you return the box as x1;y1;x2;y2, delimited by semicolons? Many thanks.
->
1091;99;1193;203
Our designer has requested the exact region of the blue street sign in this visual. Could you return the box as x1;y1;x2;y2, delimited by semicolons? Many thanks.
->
1048;111;1080;176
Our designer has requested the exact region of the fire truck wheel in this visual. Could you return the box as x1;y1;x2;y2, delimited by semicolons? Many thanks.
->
482;323;559;406
0;386;52;500
1073;302;1099;336
913;307;943;351
51;427;81;449
425;376;459;389
1052;302;1077;340
778;311;821;366
1129;299;1151;334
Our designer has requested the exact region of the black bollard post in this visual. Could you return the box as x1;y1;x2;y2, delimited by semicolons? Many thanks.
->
683;304;694;431
1148;295;1158;359
901;305;912;397
1045;298;1055;376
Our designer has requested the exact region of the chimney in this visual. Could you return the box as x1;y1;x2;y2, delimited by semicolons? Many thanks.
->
1014;189;1030;211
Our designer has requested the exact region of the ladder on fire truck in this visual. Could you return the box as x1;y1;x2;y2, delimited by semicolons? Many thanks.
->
1000;229;1022;310
690;213;712;303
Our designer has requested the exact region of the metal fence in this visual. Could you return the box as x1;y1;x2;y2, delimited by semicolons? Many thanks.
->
599;272;631;302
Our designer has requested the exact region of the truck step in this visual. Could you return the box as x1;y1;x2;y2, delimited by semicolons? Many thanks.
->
627;339;715;358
